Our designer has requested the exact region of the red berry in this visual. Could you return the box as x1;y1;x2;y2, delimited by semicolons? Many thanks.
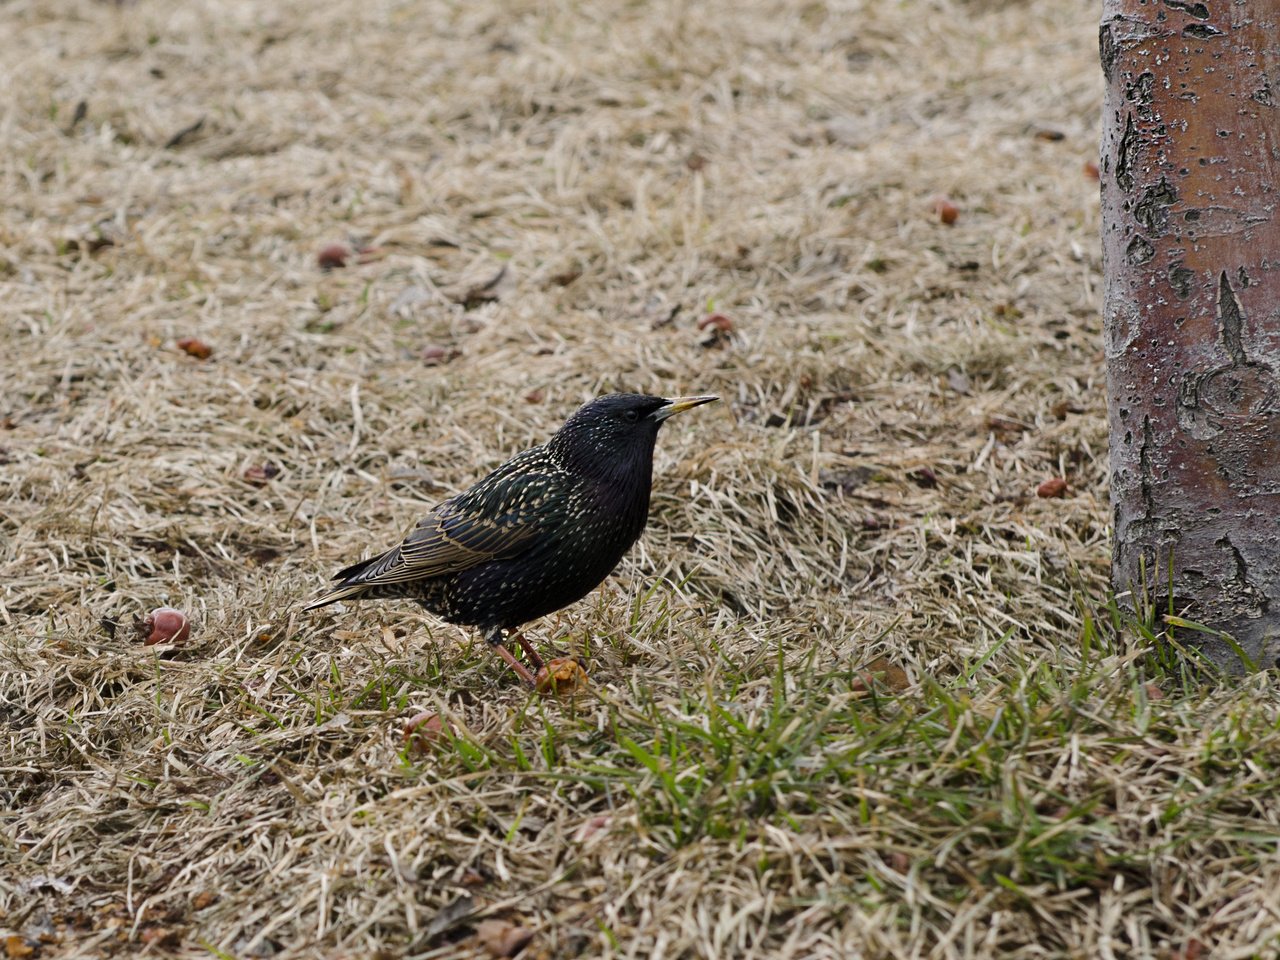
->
403;711;455;754
175;337;213;359
317;243;350;270
1036;477;1068;499
140;607;191;645
932;196;959;225
697;313;734;333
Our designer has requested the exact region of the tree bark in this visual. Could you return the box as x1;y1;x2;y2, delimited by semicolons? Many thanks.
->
1101;1;1280;670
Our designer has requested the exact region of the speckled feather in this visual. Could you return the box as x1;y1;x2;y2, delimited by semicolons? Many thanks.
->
305;393;715;637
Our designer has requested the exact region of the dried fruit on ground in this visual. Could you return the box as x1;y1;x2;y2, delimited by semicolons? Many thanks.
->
932;196;959;225
175;337;212;359
534;658;588;696
403;711;456;754
137;607;192;646
317;243;350;269
850;657;910;696
1036;477;1068;499
697;313;734;333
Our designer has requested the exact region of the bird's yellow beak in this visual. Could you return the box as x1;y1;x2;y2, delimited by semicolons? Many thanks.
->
652;395;719;421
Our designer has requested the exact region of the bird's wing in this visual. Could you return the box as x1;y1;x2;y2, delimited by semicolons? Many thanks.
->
341;500;540;587
335;455;573;589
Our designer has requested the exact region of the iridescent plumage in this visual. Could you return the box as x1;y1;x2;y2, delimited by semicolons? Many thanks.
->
306;393;717;684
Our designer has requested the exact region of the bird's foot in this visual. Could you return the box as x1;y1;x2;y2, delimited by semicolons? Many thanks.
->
489;642;538;687
508;631;545;672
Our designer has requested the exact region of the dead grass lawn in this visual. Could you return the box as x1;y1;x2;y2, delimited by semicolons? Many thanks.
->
4;1;1280;958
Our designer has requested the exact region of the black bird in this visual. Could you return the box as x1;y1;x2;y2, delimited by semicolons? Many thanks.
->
305;393;718;684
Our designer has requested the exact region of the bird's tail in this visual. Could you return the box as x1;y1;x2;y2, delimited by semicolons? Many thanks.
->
302;583;370;611
303;553;385;611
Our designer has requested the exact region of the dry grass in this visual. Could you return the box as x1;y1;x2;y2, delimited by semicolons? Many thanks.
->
3;0;1280;957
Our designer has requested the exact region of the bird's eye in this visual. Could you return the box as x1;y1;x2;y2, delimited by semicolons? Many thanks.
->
623;409;639;423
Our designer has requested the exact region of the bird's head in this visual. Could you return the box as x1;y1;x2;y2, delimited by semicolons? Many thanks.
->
548;393;718;479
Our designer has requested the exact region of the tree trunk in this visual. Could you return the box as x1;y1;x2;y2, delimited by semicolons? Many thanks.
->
1100;1;1280;671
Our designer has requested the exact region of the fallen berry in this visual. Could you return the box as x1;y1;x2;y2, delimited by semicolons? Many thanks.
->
1036;477;1068;498
242;463;280;486
317;243;350;270
697;313;734;333
138;607;191;645
403;711;455;753
175;337;213;360
420;345;460;366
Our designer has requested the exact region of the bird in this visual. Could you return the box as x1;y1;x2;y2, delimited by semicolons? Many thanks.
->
305;393;718;685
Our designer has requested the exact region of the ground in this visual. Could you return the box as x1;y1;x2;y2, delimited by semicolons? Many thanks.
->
2;0;1279;958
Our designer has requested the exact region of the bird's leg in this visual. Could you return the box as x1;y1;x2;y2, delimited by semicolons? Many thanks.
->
483;628;537;686
508;631;545;672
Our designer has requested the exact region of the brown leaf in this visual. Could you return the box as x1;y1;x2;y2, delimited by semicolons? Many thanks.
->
1036;477;1068;499
697;313;734;333
403;711;456;754
139;926;180;948
697;312;735;350
317;244;350;270
5;936;34;959
191;891;217;910
242;463;280;486
175;337;213;360
475;919;534;958
421;345;461;366
851;657;910;695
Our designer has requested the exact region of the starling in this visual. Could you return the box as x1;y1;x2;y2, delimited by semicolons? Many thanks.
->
305;393;718;684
